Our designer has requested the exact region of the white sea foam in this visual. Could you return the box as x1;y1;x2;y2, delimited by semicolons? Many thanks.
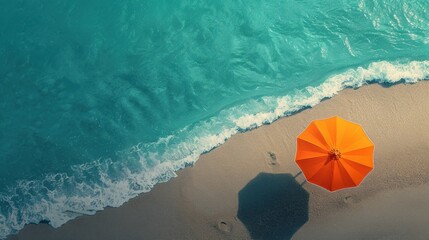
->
233;60;429;129
1;60;428;239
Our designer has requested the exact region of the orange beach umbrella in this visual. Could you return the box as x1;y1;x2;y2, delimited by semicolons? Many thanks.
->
295;116;374;192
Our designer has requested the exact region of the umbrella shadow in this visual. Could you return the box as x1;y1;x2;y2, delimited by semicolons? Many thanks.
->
237;173;309;240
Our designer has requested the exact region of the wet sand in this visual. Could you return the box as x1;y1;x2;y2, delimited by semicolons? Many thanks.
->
12;81;429;240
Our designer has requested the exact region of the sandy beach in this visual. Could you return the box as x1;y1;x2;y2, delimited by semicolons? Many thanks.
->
11;81;429;240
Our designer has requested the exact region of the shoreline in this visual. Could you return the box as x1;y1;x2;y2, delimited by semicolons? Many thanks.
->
11;81;429;239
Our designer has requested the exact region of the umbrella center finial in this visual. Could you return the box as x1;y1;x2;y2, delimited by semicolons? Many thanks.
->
328;149;341;160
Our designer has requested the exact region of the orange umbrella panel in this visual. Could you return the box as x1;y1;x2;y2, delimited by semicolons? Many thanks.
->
295;116;374;192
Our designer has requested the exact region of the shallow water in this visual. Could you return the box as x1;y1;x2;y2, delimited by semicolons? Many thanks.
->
1;0;429;238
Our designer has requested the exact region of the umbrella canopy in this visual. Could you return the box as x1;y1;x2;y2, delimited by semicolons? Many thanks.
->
295;116;374;191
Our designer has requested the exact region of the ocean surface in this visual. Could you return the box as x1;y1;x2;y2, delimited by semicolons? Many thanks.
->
1;0;429;238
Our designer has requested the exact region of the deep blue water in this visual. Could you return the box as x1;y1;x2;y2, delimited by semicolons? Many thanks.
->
1;0;429;237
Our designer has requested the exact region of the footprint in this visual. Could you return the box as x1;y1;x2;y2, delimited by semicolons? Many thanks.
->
264;151;281;172
265;151;281;171
217;220;232;233
343;195;355;204
267;152;277;165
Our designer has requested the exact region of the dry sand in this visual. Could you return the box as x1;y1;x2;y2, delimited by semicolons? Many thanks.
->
11;81;429;240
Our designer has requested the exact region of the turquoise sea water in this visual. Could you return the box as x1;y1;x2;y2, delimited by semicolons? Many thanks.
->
1;0;429;237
